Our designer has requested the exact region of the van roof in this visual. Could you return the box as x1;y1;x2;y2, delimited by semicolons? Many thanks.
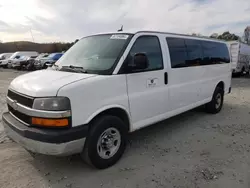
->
14;51;38;53
0;52;13;55
84;30;227;43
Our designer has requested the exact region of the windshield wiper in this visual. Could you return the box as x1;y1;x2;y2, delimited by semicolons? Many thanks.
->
60;65;88;73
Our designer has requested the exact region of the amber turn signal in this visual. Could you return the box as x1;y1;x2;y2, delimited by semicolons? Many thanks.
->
32;117;69;127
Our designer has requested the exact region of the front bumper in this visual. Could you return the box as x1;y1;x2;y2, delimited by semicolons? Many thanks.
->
34;63;42;69
0;61;7;66
12;63;20;68
2;112;88;156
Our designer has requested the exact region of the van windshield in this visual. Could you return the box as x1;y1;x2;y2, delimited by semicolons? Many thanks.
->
9;52;18;59
55;34;133;74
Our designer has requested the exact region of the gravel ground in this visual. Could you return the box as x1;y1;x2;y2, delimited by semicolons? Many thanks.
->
0;69;250;188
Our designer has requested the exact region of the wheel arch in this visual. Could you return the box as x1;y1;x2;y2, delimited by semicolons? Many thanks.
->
216;81;225;92
86;105;131;132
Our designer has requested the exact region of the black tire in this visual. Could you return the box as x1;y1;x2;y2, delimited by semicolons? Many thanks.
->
241;67;245;76
81;115;127;169
43;63;48;69
205;86;224;114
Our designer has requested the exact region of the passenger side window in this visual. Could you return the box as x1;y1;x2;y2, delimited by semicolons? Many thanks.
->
202;41;230;65
126;36;163;72
185;39;203;66
166;38;188;68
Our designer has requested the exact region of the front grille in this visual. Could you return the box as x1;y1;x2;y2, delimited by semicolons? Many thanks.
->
7;90;34;108
8;104;31;125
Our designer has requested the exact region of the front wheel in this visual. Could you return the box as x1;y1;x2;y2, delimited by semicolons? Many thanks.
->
205;86;224;114
81;115;128;169
43;63;48;69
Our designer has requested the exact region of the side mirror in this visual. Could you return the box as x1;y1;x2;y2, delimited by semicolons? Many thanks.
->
133;53;149;70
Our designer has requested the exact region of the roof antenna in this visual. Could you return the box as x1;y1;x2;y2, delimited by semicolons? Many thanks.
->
118;25;123;32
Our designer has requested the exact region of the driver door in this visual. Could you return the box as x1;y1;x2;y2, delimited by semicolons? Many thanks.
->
122;35;169;130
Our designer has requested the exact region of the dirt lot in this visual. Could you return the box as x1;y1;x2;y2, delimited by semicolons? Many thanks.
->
1;69;250;188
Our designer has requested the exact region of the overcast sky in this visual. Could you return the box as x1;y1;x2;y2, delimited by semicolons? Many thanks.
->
0;0;249;43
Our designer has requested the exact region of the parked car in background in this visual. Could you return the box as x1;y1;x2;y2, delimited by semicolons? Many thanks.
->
12;55;39;70
0;53;13;68
34;53;63;69
0;53;13;60
6;51;39;68
26;53;49;71
0;53;13;63
227;41;250;76
11;56;29;69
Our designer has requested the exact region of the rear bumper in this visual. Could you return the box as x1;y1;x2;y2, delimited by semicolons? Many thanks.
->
2;112;88;156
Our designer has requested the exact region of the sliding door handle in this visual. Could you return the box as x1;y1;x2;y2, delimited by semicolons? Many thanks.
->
164;72;168;85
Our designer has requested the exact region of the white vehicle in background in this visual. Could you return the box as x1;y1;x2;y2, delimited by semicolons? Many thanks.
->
228;41;250;76
0;53;13;61
11;56;31;69
2;31;231;169
6;51;39;68
0;53;13;67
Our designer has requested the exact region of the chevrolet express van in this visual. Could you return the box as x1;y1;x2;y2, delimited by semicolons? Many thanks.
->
2;31;231;169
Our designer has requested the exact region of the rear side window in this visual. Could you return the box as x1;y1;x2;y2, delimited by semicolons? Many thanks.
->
128;36;163;71
185;39;203;66
167;37;230;68
202;41;230;64
166;38;188;68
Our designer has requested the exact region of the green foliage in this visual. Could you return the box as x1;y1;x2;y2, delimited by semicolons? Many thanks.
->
210;31;239;41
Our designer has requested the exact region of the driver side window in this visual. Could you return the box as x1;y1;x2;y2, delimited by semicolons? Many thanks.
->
122;35;163;73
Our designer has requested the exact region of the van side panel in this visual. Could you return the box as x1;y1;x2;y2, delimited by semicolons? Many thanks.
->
239;43;250;73
57;75;130;128
165;36;231;111
230;42;239;70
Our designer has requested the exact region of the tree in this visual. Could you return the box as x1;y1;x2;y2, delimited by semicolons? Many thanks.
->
216;31;239;41
191;33;202;36
243;26;250;44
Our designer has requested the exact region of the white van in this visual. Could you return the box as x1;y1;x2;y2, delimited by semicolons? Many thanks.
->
1;51;39;68
2;31;231;169
227;41;250;76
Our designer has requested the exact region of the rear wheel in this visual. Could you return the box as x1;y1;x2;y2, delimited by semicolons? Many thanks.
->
81;115;128;169
205;86;224;114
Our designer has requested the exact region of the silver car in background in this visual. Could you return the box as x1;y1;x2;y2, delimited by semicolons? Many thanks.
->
0;53;13;68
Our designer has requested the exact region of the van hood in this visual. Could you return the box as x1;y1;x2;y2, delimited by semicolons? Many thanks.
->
9;70;96;97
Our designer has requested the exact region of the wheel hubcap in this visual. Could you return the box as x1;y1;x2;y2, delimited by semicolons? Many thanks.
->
215;93;222;109
97;128;121;159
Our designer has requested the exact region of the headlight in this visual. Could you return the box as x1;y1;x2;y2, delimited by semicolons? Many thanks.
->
33;97;71;111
